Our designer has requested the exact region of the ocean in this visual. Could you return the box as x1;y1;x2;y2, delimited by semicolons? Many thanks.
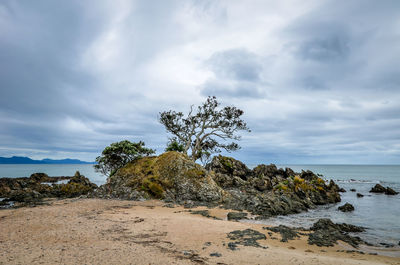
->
1;164;399;247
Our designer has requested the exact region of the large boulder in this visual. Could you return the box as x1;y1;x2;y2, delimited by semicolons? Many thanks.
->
207;155;252;180
96;152;224;205
338;203;354;212
370;184;399;195
370;184;386;193
308;218;365;248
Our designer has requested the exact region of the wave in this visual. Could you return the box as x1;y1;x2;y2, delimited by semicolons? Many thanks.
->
334;179;381;184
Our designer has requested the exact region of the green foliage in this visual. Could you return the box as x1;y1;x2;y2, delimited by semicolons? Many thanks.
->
165;137;184;152
94;140;155;176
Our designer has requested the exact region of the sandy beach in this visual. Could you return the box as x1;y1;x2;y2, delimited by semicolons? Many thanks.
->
0;198;399;265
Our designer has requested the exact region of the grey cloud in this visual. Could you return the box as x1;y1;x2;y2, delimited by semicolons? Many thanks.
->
206;48;262;81
295;35;350;62
201;48;267;98
301;76;328;90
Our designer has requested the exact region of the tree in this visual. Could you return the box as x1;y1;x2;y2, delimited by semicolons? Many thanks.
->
159;96;250;161
165;137;185;152
94;140;155;176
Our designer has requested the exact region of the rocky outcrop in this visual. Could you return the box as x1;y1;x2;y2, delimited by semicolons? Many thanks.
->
226;229;267;249
206;155;252;181
308;219;366;248
264;225;300;242
0;172;97;207
93;152;224;206
370;184;399;195
92;152;342;218
370;184;386;193
227;212;248;221
208;155;341;218
338;203;354;212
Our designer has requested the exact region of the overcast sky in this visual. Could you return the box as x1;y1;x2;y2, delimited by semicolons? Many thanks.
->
1;0;399;164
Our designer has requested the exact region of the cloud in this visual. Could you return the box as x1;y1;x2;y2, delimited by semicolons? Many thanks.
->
0;0;399;164
201;48;267;98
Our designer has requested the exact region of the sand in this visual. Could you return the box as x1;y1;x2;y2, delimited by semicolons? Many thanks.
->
0;198;399;265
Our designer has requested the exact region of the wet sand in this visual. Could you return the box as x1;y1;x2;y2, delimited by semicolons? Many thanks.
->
0;198;399;265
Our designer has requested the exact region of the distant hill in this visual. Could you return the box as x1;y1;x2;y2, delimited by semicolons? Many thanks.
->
0;156;94;164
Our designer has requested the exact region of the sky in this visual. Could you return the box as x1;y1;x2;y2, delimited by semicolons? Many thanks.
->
1;0;400;164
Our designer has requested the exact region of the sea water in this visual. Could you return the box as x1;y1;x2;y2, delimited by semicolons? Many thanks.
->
1;164;399;246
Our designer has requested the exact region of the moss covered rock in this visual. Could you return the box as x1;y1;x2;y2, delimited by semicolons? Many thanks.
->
95;152;224;204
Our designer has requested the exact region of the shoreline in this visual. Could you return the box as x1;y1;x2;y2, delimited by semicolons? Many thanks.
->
1;198;399;265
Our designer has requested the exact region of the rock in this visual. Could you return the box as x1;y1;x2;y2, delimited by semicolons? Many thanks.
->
252;164;279;178
350;188;356;192
95;152;223;204
227;242;238;251
227;212;248;221
227;229;267;249
370;184;398;195
300;170;318;181
338;188;346;192
209;252;222;257
0;172;97;207
380;242;395;248
263;225;300;242
338;203;354;212
29;173;51;182
370;184;386;193
356;193;364;198
92;152;342;219
310;218;364;233
207;155;252;180
385;187;399;195
308;218;365;248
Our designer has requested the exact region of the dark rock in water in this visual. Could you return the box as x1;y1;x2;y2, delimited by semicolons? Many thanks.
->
370;184;386;193
370;184;398;195
227;212;248;221
338;203;354;212
209;252;222;257
263;225;299;242
308;218;365;248
380;242;395;248
350;188;356;192
338;187;346;192
356;193;364;198
385;187;399;195
227;229;267;249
